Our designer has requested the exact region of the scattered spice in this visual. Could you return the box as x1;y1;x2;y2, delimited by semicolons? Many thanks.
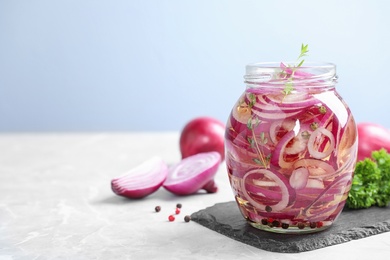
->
168;215;175;222
272;220;280;227
281;223;289;229
310;122;319;131
318;105;327;114
310;222;317;229
316;221;324;228
298;223;305;229
265;205;272;212
155;206;161;212
184;215;191;222
176;203;182;209
175;208;181;215
261;218;268;225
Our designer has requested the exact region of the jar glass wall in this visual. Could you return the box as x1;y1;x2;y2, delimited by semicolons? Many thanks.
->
225;62;357;234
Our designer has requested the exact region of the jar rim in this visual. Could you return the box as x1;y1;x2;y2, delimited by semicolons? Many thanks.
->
246;61;335;69
244;61;337;86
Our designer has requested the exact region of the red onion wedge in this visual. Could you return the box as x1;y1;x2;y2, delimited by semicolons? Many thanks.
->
163;152;221;195
111;157;168;199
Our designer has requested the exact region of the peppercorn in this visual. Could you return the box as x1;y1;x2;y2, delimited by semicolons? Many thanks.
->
298;223;305;229
265;205;272;212
281;223;289;229
310;222;317;229
155;206;161;212
168;215;175;222
176;203;182;209
272;220;280;227
175;208;181;215
184;215;191;222
261;218;268;225
317;221;324;228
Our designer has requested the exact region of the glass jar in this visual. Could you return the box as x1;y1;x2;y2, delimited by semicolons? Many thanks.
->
225;62;357;234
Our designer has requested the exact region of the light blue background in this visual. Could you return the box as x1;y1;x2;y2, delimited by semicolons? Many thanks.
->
1;0;390;132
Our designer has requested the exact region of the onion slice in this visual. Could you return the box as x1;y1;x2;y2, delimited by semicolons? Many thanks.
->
308;127;335;159
111;157;168;199
289;167;309;190
163;152;221;195
241;169;294;211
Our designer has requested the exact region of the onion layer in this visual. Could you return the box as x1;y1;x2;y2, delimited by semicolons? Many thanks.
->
307;127;335;159
241;169;295;211
163;151;221;195
111;157;168;199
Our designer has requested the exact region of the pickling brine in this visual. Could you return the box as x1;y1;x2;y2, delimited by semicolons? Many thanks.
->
225;62;357;233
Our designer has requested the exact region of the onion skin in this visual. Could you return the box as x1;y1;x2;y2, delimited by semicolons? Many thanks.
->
357;122;390;161
179;117;225;161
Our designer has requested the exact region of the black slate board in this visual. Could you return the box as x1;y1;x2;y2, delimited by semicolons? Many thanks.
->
191;201;390;253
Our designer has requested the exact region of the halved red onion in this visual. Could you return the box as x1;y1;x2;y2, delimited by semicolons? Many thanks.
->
241;169;295;211
111;157;168;199
163;151;221;195
307;127;335;159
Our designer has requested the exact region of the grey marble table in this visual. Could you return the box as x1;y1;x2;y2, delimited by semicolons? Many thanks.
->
1;133;390;260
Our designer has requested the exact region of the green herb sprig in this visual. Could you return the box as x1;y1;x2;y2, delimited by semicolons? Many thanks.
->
282;43;309;96
346;149;390;209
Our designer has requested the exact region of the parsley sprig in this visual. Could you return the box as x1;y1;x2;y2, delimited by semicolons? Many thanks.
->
346;149;390;209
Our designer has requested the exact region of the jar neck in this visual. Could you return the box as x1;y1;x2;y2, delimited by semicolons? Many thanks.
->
244;62;337;91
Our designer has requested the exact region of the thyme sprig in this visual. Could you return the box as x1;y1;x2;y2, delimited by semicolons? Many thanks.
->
282;43;309;96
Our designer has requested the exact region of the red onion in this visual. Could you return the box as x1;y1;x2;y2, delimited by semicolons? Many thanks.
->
163;151;221;195
111;157;168;199
251;107;302;121
271;130;306;168
289;167;309;190
293;158;336;179
307;127;335;159
263;93;319;109
179;117;225;161
357;122;390;161
303;173;351;220
269;119;296;144
241;169;295;211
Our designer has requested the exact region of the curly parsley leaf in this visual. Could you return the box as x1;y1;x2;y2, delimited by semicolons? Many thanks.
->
346;148;390;209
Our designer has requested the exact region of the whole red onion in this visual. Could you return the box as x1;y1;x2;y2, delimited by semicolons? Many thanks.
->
357;122;390;161
179;117;225;161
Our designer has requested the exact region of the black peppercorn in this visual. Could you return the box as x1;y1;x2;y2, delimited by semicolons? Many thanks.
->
155;206;161;212
184;215;191;222
310;222;317;228
281;223;289;229
176;203;182;209
261;218;268;225
298;223;305;229
265;205;272;212
272;220;280;227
